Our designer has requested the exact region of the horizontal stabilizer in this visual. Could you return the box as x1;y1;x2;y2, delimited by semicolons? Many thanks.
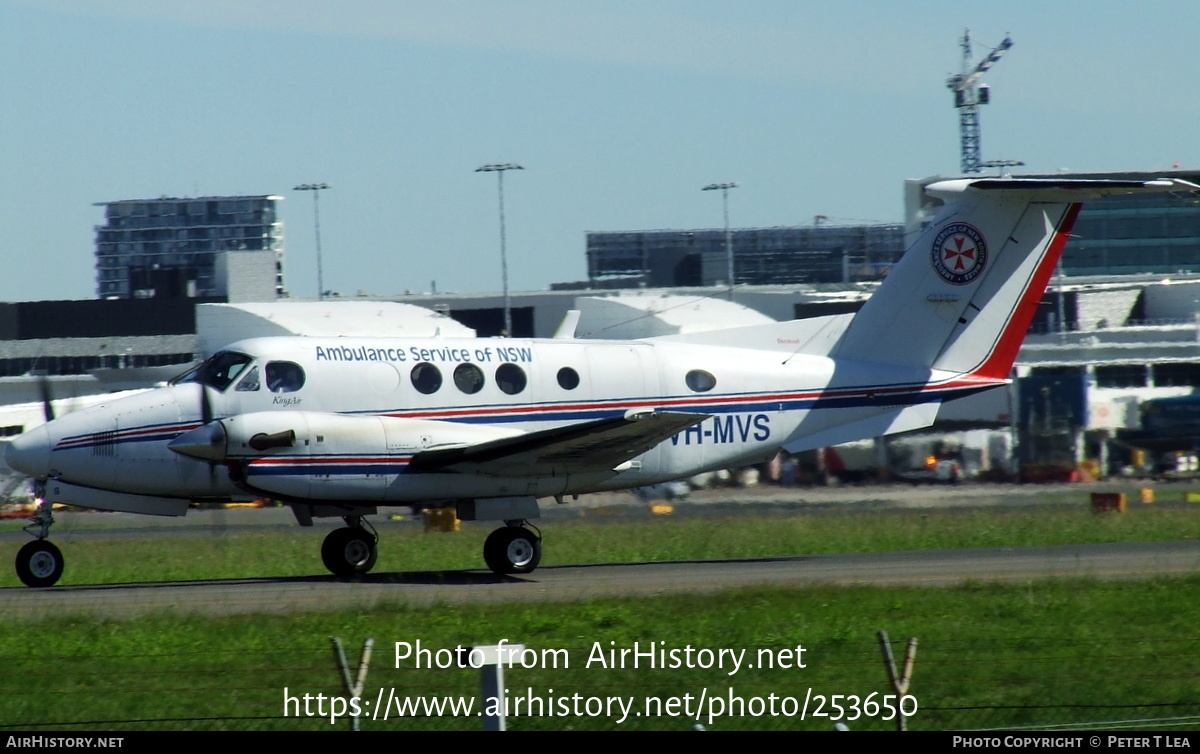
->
409;411;709;477
930;177;1195;199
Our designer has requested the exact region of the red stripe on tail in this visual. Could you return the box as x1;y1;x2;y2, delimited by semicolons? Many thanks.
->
970;202;1082;381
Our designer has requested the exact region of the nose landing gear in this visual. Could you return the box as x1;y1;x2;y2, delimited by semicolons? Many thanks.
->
16;540;63;588
15;492;64;588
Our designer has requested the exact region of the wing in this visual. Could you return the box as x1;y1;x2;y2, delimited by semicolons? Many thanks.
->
407;411;708;477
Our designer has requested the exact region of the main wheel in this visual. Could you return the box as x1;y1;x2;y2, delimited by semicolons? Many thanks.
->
16;540;64;588
483;526;541;575
321;528;378;578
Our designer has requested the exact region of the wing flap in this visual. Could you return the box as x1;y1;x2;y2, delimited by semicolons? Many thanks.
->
408;411;709;477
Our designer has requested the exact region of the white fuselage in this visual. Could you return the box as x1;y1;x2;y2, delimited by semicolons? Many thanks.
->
6;333;965;508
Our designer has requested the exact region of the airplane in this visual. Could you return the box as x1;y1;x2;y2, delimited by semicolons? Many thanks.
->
6;176;1197;587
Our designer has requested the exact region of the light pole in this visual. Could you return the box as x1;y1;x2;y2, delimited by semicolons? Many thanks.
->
294;183;330;299
475;163;523;336
702;182;738;300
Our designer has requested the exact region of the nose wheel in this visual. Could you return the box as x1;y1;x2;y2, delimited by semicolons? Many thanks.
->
16;540;64;588
15;492;63;588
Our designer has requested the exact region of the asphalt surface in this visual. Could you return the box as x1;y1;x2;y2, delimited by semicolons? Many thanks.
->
3;540;1198;621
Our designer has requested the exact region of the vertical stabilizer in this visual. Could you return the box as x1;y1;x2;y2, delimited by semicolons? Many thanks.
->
830;178;1198;380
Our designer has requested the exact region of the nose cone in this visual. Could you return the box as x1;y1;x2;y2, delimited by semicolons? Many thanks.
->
167;421;227;462
6;425;51;478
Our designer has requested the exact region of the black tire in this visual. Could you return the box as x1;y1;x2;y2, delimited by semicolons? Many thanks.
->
483;526;541;575
320;528;378;578
16;540;64;588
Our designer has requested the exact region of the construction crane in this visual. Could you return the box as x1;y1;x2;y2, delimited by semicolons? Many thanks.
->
946;29;1013;174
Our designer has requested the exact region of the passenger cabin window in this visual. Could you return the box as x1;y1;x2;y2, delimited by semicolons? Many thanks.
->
496;363;527;395
685;369;716;392
556;367;580;390
454;363;485;394
174;351;253;391
266;362;305;393
235;366;260;391
411;363;443;394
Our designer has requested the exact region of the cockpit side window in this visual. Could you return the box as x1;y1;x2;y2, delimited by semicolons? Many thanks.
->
173;351;253;391
235;366;261;392
266;361;306;393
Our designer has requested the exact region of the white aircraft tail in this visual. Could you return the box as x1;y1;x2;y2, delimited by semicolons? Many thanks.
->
826;177;1200;380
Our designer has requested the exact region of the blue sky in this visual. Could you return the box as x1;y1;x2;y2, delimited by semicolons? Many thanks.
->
2;1;1199;302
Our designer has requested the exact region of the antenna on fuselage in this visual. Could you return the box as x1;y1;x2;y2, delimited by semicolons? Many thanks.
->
34;371;55;423
552;310;581;339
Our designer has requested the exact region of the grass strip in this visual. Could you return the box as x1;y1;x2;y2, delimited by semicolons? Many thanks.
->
0;578;1196;731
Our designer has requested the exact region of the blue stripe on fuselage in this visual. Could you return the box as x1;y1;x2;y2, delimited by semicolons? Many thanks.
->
55;382;993;451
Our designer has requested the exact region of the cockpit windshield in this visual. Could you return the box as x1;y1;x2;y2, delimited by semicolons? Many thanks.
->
171;351;254;391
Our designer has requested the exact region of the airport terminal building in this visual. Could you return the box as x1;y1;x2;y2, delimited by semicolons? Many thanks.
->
585;224;907;289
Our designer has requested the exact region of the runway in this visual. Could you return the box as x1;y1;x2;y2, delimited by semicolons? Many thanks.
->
3;539;1198;620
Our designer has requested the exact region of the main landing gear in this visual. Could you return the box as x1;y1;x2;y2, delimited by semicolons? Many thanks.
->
321;517;379;578
15;492;64;588
317;515;541;578
483;522;542;575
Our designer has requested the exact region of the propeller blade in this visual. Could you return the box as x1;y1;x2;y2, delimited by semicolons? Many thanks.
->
199;382;213;425
36;372;54;423
195;382;219;484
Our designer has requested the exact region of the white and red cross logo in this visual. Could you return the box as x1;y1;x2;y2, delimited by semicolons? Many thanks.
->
931;222;988;285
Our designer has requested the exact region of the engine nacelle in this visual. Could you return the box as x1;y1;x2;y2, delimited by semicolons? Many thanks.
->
169;411;521;501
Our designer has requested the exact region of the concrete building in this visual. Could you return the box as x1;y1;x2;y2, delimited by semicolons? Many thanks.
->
585;224;906;289
94;195;285;299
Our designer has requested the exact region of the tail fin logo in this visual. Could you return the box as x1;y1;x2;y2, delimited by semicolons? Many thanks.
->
932;222;988;285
